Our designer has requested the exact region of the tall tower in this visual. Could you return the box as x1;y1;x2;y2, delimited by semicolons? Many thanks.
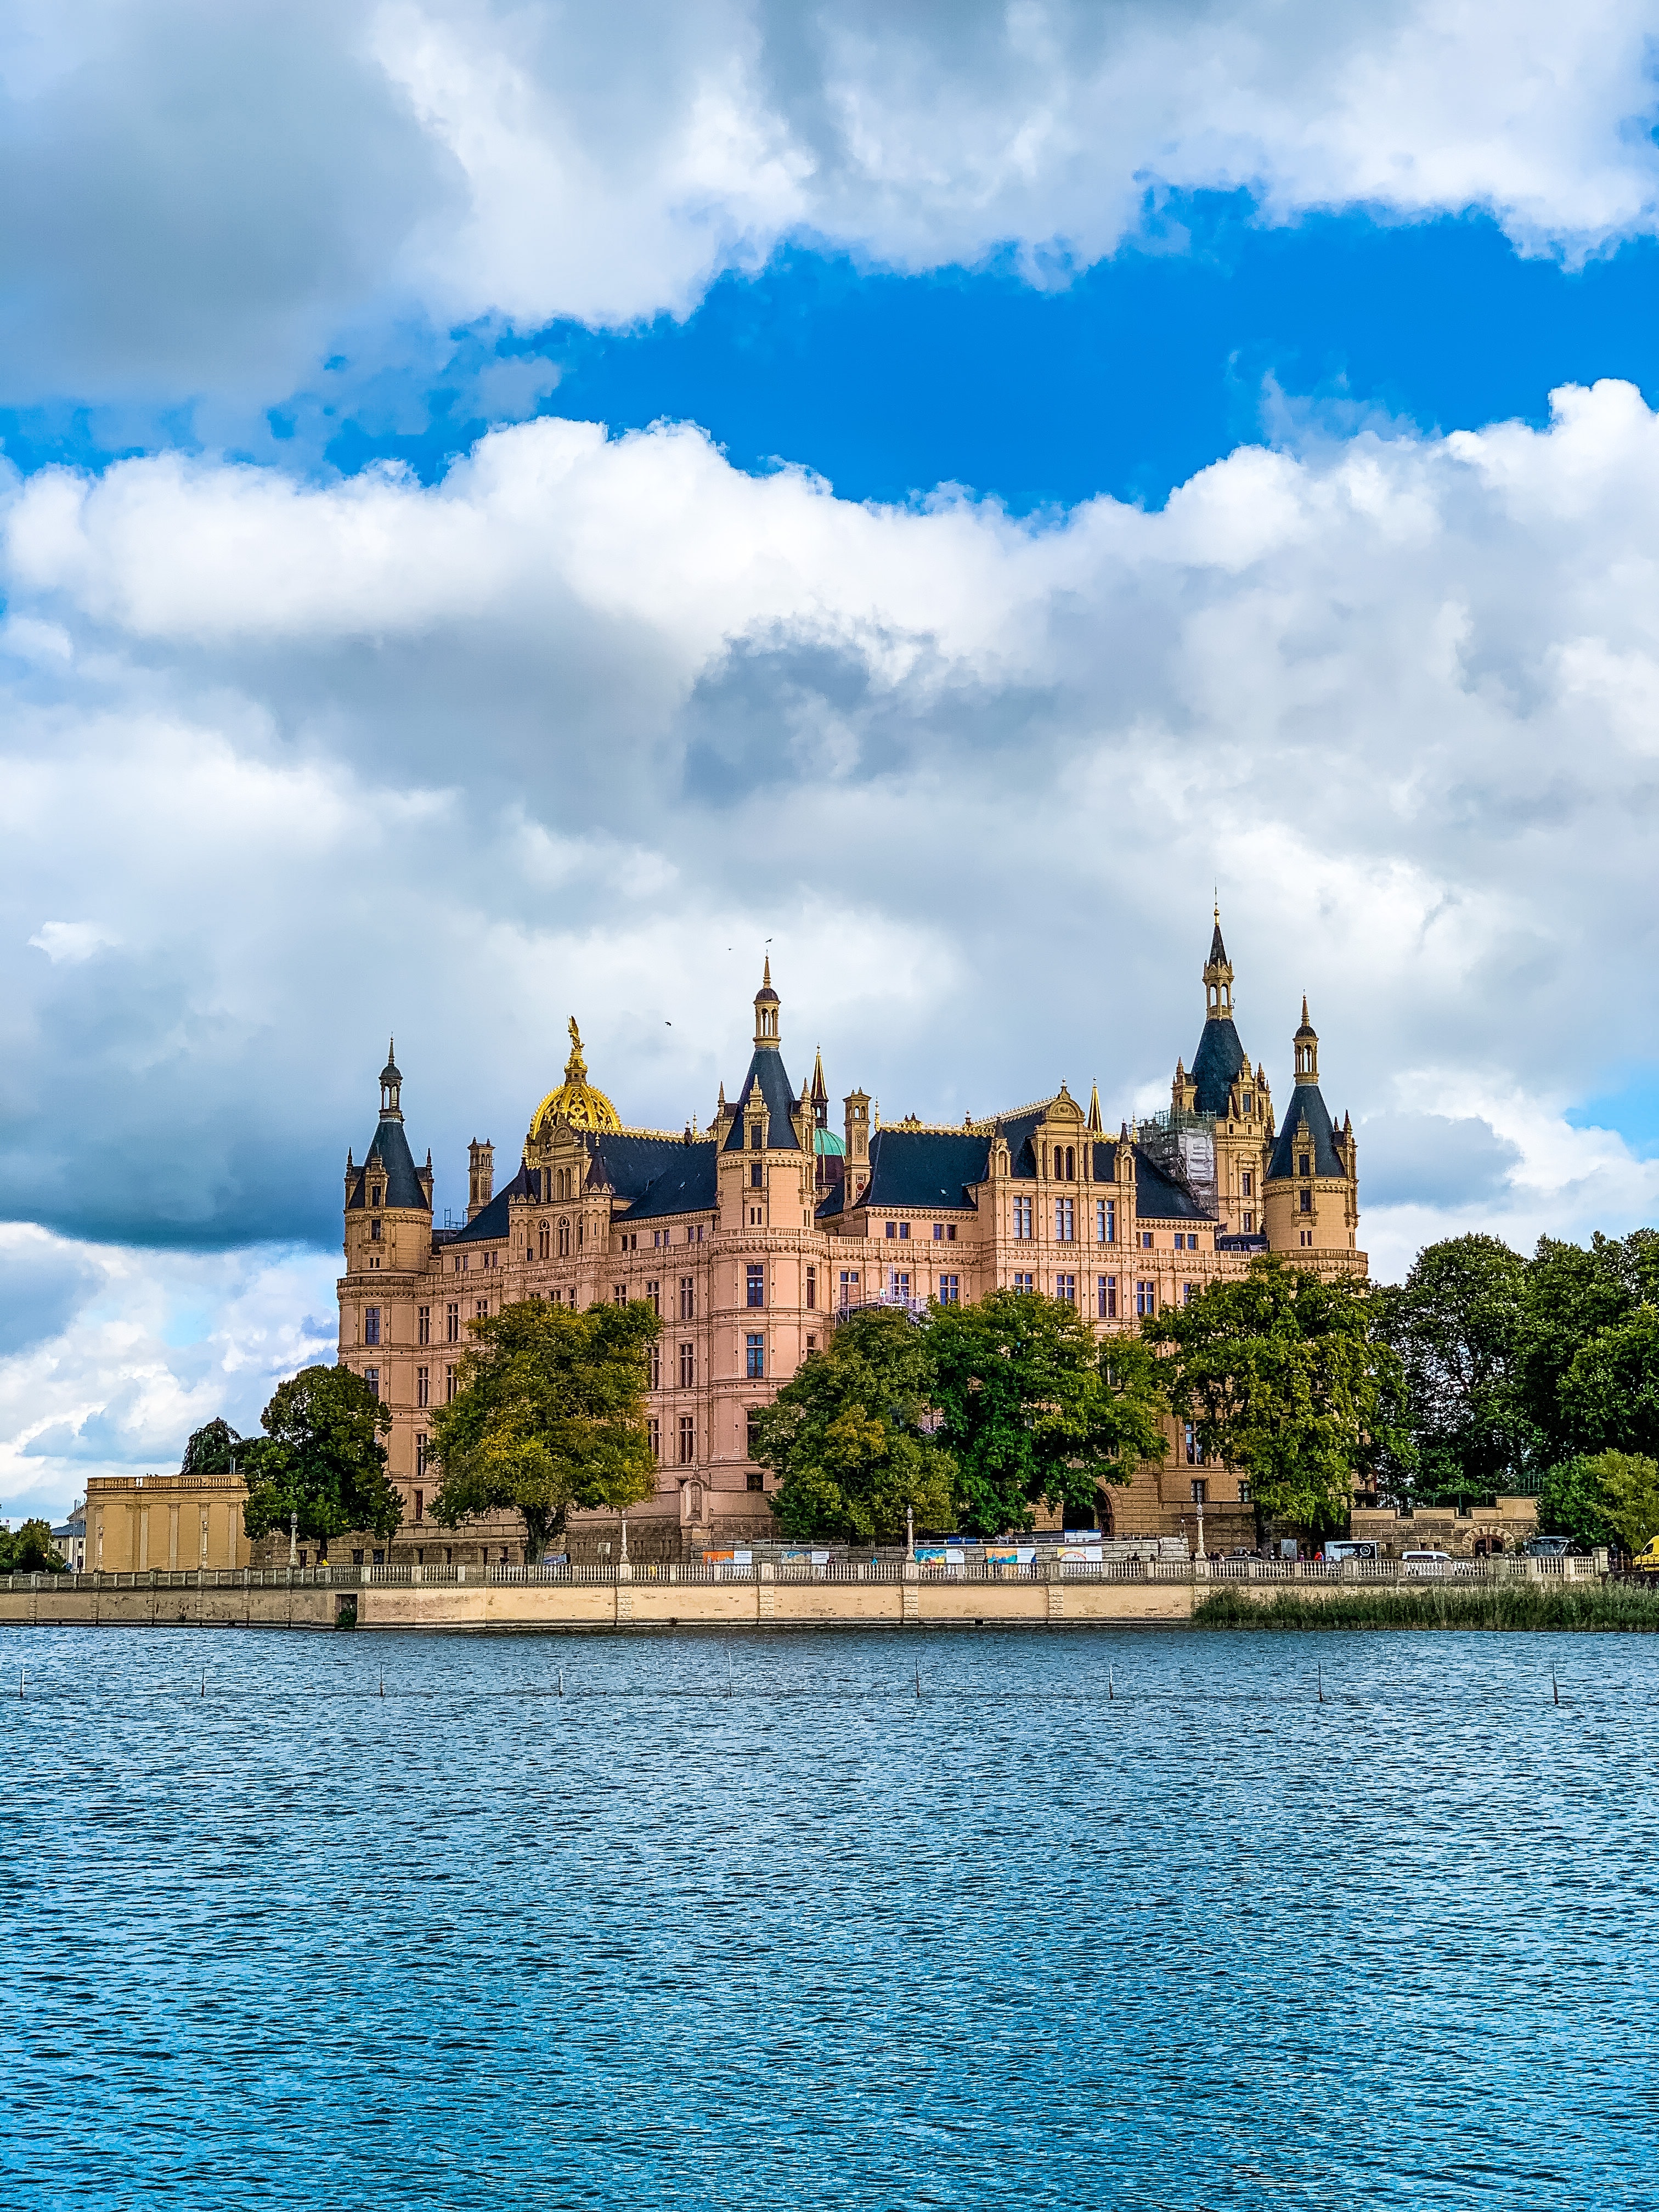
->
343;1040;433;1279
1263;999;1361;1263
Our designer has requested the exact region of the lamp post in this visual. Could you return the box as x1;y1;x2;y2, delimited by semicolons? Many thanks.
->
1195;1498;1207;1561
905;1503;915;1562
620;1513;629;1566
288;1510;298;1567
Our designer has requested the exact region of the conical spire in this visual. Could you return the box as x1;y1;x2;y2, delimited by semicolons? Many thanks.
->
753;957;781;1048
1088;1082;1103;1135
1203;907;1234;1023
1293;998;1320;1085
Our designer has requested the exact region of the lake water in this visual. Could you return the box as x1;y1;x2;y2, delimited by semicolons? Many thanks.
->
4;1623;1655;2209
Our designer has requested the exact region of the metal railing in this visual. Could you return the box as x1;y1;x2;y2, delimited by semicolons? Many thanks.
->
0;1554;1608;1594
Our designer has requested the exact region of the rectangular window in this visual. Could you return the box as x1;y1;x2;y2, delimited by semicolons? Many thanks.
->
417;1305;431;1345
647;1343;661;1390
1141;1231;1154;1250
1056;1273;1076;1305
885;1220;896;1239
1300;1188;1312;1214
746;1333;765;1379
938;1274;960;1305
751;1161;763;1188
680;1277;695;1320
1014;1196;1033;1239
1299;1154;1311;1178
613;1283;626;1306
1190;1478;1207;1505
1244;1211;1255;1233
647;1416;660;1461
1136;1279;1157;1317
679;1341;695;1389
839;1269;859;1311
369;1217;381;1243
1183;1282;1198;1306
414;1488;424;1522
1055;1198;1074;1242
679;1415;696;1465
364;1367;379;1397
899;1221;910;1240
1238;1481;1252;1504
445;1366;458;1403
805;1265;816;1310
1097;1274;1117;1319
1184;1423;1200;1466
1013;1271;1035;1292
1241;1172;1253;1198
746;1408;761;1454
1097;1198;1116;1243
364;1306;380;1346
476;1299;488;1322
933;1222;944;1240
416;1435;429;1477
750;1121;764;1150
746;1469;764;1493
417;1365;430;1408
646;1279;661;1315
747;1264;765;1308
446;1302;460;1343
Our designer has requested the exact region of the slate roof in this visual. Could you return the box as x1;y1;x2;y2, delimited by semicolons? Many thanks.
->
446;1161;533;1243
1091;1141;1120;1182
612;1140;719;1221
1268;1085;1346;1180
346;1115;428;1211
722;1048;802;1152
997;1108;1044;1178
860;1129;990;1211
1189;1015;1247;1117
1133;1147;1216;1223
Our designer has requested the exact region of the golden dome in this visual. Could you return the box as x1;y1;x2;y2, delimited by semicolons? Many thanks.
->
529;1018;621;1141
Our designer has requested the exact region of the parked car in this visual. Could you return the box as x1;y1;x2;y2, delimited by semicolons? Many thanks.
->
1401;1548;1453;1576
1523;1536;1579;1558
1630;1537;1659;1576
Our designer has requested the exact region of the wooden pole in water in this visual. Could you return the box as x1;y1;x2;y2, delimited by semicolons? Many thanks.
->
1108;1665;1114;1701
1553;1669;1560;1707
1318;1663;1324;1705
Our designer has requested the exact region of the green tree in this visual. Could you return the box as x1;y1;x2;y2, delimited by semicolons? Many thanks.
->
1517;1230;1659;1462
926;1288;1165;1538
242;1365;401;1553
427;1298;659;1561
1144;1256;1408;1533
1377;1234;1535;1504
1536;1455;1620;1550
0;1519;69;1573
1556;1306;1659;1463
180;1417;242;1479
749;1304;955;1543
1593;1451;1659;1553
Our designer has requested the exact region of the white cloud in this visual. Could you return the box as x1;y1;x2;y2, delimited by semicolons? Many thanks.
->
28;919;116;964
3;383;1659;1321
0;1227;337;1526
3;1;1659;406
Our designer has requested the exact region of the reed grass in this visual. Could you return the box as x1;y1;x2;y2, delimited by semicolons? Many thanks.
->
1192;1582;1659;1633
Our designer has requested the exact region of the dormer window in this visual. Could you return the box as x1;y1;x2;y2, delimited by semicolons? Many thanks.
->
1242;1094;1253;1115
750;1121;764;1150
371;1185;382;1208
1299;1153;1310;1177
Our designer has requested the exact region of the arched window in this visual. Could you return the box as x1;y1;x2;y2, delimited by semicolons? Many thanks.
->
1065;1146;1075;1180
558;1218;571;1257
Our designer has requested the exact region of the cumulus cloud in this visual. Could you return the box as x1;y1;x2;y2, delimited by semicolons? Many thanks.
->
0;1229;336;1526
3;1;1659;408
3;382;1659;1307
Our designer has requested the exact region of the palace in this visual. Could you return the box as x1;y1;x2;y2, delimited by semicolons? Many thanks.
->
335;917;1364;1561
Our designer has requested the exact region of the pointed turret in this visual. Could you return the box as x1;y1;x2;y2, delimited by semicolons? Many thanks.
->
1088;1082;1103;1135
1188;909;1247;1115
1204;907;1234;1023
810;1046;829;1128
753;956;781;1050
1294;997;1319;1085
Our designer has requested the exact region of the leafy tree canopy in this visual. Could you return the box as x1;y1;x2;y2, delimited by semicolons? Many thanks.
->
242;1365;400;1550
1518;1229;1659;1462
749;1304;955;1544
927;1288;1164;1538
1376;1234;1534;1504
1;1519;68;1574
1539;1450;1659;1553
180;1417;242;1481
427;1298;659;1561
1144;1256;1408;1532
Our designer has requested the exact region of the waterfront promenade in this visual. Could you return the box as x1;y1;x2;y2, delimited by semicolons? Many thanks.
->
0;1552;1603;1632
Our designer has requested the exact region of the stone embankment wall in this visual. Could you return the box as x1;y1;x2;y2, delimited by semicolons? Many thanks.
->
0;1557;1598;1633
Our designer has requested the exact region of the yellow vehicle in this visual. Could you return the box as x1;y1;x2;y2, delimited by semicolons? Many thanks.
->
1633;1537;1659;1575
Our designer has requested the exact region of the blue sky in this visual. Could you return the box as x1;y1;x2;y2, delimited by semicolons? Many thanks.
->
7;0;1659;1518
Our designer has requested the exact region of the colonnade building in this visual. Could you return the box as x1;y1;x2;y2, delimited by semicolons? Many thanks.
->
336;919;1364;1560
